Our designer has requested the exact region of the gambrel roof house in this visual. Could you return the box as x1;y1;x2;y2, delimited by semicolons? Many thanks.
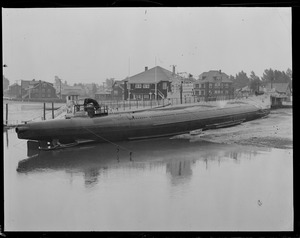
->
198;70;233;83
127;66;178;83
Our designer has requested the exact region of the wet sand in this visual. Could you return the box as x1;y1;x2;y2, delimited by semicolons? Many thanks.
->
193;108;292;149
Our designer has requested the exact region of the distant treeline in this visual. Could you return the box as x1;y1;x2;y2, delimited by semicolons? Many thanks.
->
229;68;292;91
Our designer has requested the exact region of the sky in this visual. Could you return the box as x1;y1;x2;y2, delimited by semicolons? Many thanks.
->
2;7;292;85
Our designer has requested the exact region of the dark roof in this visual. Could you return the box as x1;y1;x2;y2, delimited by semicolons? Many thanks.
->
198;70;232;83
127;66;177;84
265;83;291;93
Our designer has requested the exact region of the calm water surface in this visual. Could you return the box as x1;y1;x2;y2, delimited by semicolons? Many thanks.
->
4;129;293;231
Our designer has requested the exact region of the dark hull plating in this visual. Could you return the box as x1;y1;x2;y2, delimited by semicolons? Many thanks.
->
15;104;269;143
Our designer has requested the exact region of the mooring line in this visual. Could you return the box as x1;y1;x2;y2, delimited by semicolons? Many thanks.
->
83;127;133;154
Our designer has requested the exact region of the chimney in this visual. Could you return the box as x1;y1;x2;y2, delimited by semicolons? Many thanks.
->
219;70;221;74
172;65;176;75
145;66;148;71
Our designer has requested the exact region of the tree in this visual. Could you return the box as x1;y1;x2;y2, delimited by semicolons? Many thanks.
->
286;68;292;79
229;75;235;82
92;83;97;95
261;68;274;85
233;71;249;89
249;71;261;92
261;68;291;87
105;78;115;89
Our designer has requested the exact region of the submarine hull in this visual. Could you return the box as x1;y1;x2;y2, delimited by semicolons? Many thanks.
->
15;104;270;144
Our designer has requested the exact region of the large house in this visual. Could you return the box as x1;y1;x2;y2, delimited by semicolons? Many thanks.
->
21;79;57;99
194;70;234;100
125;66;179;100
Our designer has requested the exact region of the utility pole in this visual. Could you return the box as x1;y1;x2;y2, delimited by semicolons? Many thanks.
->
155;57;157;100
60;78;62;99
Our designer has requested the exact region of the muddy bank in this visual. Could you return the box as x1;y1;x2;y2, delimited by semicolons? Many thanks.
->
193;108;292;149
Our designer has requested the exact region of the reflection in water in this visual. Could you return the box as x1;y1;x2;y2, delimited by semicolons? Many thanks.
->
17;137;269;188
84;168;100;187
166;160;193;186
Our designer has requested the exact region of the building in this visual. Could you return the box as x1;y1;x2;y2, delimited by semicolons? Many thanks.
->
54;76;86;98
111;80;126;100
264;82;292;105
8;83;22;98
3;75;9;91
168;76;196;102
95;89;112;101
125;66;178;100
194;70;234;101
235;85;251;98
21;79;57;99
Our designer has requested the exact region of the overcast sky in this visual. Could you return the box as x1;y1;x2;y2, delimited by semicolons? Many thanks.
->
2;7;292;85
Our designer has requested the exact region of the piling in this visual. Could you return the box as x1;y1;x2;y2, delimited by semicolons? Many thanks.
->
43;103;46;120
52;102;54;119
6;103;8;125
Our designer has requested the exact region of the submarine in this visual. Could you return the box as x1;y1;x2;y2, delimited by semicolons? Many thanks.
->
15;98;270;150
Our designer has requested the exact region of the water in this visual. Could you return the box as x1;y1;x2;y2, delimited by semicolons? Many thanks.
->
3;100;65;124
4;129;293;231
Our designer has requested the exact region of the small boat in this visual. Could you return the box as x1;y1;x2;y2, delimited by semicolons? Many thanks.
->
15;97;270;150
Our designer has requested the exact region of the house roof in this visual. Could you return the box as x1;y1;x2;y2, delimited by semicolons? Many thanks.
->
113;80;125;90
265;83;290;93
127;66;177;84
23;81;54;92
198;70;232;83
95;89;111;95
236;85;251;92
9;83;21;87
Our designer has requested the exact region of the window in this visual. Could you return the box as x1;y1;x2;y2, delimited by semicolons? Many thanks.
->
144;94;150;99
209;83;214;88
201;90;204;95
201;83;205;88
42;88;46;93
213;76;217;80
195;91;199;96
143;84;150;88
135;94;142;99
195;84;199;88
135;84;142;88
202;76;207;80
48;93;51;97
215;83;221;87
162;82;167;90
114;90;118;95
47;88;51;93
